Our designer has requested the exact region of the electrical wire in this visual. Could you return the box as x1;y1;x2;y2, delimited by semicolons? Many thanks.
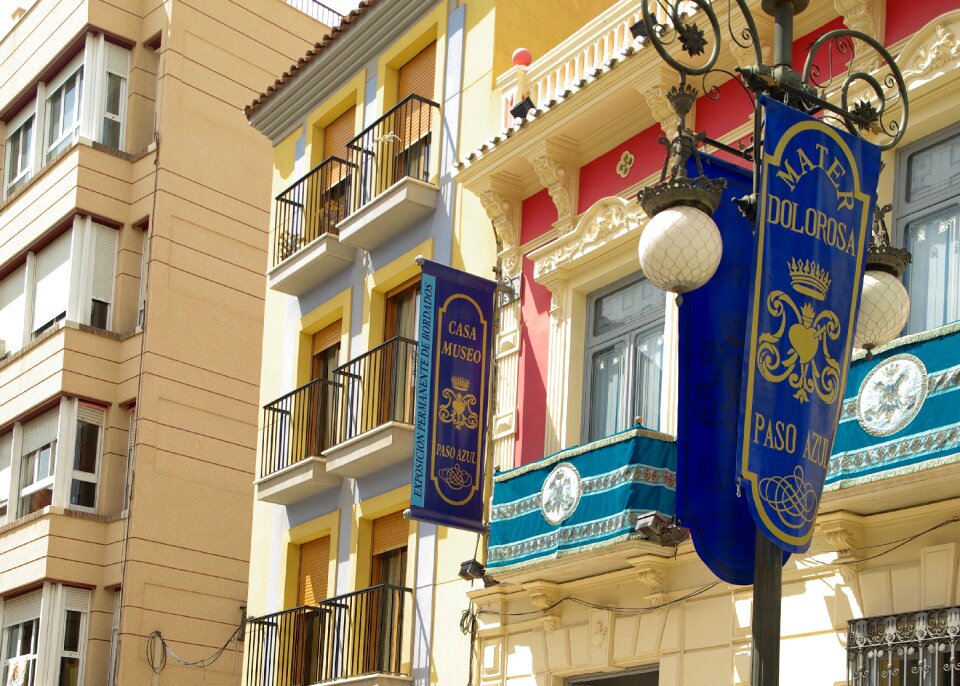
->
804;515;960;566
146;622;245;674
476;518;960;620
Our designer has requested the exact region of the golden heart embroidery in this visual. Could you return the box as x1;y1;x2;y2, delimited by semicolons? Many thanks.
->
756;259;841;404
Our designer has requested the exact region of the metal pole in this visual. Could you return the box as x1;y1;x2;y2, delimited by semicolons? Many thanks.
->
751;529;783;686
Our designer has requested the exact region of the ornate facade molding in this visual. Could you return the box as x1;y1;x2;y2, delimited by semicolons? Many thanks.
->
522;581;562;633
835;0;880;42
628;555;669;608
526;138;579;232
532;195;644;282
478;186;521;252
903;23;960;81
642;83;679;137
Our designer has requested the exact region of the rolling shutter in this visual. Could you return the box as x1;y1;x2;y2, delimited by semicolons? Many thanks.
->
323;107;355;161
0;265;26;354
0;431;11;506
92;224;117;310
32;231;72;331
2;591;41;628
63;586;90;612
297;536;330;606
21;407;60;455
397;43;435;101
312;321;341;356
104;43;130;78
372;511;409;556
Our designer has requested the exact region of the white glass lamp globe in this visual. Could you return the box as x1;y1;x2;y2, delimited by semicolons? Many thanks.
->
855;269;910;351
638;205;723;293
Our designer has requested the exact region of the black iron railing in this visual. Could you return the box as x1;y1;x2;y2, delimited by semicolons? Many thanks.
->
261;378;339;479
273;156;355;267
284;0;343;27
347;94;439;209
244;585;411;686
848;607;960;685
332;337;417;446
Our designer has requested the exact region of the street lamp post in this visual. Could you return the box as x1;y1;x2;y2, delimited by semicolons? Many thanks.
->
632;2;911;686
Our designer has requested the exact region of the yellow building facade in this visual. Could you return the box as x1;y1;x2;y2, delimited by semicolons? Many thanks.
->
241;1;615;685
453;1;960;686
0;1;325;683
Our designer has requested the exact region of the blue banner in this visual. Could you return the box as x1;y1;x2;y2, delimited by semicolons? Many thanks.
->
678;154;762;585
739;97;881;553
410;259;497;532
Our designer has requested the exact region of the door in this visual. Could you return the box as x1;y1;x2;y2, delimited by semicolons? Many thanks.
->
382;280;420;425
366;511;409;675
306;322;340;456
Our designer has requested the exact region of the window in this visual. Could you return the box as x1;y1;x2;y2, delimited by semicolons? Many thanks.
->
70;406;103;511
298;536;330;605
5;114;34;195
0;432;11;521
123;409;135;510
584;276;665;442
138;228;148;327
896;125;960;334
19;409;59;517
46;65;84;160
100;43;130;151
1;593;40;686
107;590;120;686
0;266;26;356
88;223;117;329
31;231;72;339
58;610;82;685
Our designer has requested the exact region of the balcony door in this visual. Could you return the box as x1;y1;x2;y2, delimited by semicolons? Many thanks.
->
307;322;340;457
286;536;329;686
316;107;354;234
381;280;419;426
366;511;409;675
394;42;435;184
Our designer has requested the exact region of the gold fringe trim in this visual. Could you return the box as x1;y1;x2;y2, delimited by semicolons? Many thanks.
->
852;321;960;362
825;450;960;491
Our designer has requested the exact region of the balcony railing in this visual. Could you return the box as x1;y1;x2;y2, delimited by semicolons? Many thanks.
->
347;95;439;209
261;378;339;479
273;157;355;267
284;0;343;27
332;337;417;446
848;607;960;685
245;585;411;686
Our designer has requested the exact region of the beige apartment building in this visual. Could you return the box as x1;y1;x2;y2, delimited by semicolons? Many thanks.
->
0;1;330;683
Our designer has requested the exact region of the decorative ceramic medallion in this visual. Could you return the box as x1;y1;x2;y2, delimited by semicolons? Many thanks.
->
540;462;582;525
857;353;928;437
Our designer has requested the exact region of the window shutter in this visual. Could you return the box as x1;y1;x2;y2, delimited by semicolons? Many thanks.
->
0;265;26;353
92;224;117;308
372;511;409;556
397;43;436;101
312;321;341;355
63;586;90;612
297;536;330;606
21;407;60;455
2;591;41;628
104;43;130;77
138;229;148;326
32;231;72;331
77;404;105;427
0;431;11;503
323;107;355;161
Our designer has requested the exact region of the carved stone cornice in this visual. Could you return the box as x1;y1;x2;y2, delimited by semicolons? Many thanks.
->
901;22;960;84
531;195;644;284
835;0;879;42
522;581;562;633
642;84;679;138
526;138;579;232
627;555;669;609
475;175;523;252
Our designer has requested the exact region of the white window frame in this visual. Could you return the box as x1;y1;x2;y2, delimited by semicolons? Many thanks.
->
70;405;104;513
894;121;960;335
0;432;11;520
0;590;41;686
4;105;36;197
582;274;667;443
44;54;85;161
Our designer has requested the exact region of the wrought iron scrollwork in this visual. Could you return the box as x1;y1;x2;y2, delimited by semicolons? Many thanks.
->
637;1;910;154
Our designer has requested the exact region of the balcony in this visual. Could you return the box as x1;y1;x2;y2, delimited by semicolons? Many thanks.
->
256;378;342;505
284;0;343;27
337;95;440;252
267;157;357;295
324;338;417;479
244;585;412;686
847;608;960;686
486;427;678;584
